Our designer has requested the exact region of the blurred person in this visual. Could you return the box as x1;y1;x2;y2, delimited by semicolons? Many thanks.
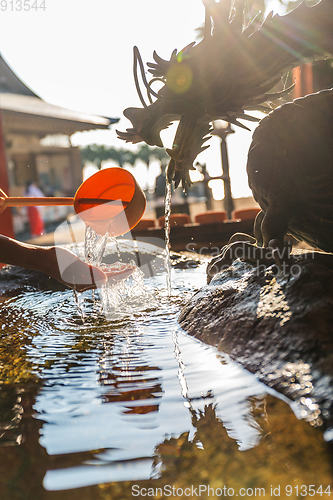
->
154;163;168;218
24;180;45;237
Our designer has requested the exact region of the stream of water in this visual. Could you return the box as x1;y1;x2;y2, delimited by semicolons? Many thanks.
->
163;180;172;297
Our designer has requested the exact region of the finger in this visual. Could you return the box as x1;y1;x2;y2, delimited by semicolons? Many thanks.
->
100;264;136;284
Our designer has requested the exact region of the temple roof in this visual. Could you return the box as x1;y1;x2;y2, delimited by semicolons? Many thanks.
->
0;54;119;135
0;54;39;97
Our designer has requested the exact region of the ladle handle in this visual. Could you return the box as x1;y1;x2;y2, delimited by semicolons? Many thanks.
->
2;197;74;207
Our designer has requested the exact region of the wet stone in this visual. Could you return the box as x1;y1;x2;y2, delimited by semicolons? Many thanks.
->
0;265;67;296
179;255;333;431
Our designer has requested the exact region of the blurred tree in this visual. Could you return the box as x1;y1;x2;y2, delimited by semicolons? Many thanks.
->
80;144;169;170
109;148;136;168
136;144;169;169
79;145;136;169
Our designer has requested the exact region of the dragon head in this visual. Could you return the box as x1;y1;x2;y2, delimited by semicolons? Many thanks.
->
117;0;332;189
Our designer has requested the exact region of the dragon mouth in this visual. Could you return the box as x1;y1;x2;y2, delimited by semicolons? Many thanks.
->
165;115;212;188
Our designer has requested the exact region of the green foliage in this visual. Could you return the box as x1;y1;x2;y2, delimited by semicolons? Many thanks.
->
79;145;135;169
136;143;169;167
79;144;169;169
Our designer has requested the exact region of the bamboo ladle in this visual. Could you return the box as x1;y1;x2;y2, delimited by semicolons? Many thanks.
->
0;167;146;236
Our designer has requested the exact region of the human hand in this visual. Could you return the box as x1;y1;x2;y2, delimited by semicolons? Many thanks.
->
48;248;136;292
46;247;107;292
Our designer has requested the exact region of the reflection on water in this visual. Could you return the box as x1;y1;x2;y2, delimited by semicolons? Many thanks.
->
0;261;332;499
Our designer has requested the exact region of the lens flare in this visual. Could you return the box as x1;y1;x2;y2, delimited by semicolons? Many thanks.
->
166;63;193;94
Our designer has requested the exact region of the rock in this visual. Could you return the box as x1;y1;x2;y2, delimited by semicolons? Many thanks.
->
179;254;333;433
0;265;67;296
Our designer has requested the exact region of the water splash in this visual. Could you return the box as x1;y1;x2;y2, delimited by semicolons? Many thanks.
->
72;288;85;323
99;264;148;318
84;225;109;266
164;181;172;296
69;225;148;319
114;238;122;258
72;225;110;319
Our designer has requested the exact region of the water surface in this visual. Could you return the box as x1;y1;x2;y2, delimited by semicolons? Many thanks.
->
0;256;332;499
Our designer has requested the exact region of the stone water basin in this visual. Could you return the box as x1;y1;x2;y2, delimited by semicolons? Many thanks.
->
0;241;332;499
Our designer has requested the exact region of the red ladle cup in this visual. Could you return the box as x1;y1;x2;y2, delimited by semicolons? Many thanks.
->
73;167;146;236
0;167;146;236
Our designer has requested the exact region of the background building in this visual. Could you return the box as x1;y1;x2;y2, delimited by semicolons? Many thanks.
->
0;54;119;237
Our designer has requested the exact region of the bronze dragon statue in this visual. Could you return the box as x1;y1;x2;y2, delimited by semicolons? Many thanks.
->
117;0;333;278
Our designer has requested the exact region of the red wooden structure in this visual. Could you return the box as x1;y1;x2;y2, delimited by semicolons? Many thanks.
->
0;108;14;240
